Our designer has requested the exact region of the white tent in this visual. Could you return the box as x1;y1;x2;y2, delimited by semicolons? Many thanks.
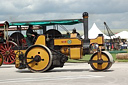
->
82;23;110;39
113;31;128;39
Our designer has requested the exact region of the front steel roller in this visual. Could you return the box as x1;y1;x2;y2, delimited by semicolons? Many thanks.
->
0;53;3;66
89;51;114;71
25;45;52;72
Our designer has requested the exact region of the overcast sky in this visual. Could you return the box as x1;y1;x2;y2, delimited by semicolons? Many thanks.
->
0;0;128;31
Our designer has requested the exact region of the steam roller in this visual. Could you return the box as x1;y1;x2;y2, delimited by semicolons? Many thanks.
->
11;12;114;72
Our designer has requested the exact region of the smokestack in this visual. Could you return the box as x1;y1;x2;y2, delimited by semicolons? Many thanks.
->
82;12;90;54
82;12;88;40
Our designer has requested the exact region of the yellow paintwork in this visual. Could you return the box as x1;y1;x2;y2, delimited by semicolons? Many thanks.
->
90;36;105;52
92;53;109;70
26;46;50;71
90;36;104;45
15;50;26;68
34;35;45;45
70;47;81;59
54;38;82;46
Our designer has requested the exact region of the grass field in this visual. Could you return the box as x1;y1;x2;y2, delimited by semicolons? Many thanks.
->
67;49;128;63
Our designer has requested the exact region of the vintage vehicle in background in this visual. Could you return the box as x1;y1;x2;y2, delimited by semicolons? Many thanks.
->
0;21;17;64
0;21;43;64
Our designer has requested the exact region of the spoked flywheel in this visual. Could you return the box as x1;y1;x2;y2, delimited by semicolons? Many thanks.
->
89;51;114;71
0;53;3;66
25;45;52;72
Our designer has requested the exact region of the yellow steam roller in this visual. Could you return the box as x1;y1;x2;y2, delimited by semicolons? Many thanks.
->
10;12;114;72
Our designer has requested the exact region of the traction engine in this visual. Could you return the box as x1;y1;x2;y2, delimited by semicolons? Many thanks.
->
0;21;17;64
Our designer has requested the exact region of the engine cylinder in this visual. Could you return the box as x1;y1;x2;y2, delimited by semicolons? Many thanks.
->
60;47;69;55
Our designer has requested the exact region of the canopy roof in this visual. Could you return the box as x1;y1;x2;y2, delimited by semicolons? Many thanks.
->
0;21;7;24
0;21;9;28
10;19;83;26
0;21;8;26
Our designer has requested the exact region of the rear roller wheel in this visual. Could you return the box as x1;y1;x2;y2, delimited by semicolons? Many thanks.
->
25;45;52;72
0;53;3;66
89;51;114;71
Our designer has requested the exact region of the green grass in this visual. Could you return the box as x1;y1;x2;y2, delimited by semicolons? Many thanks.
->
67;49;128;63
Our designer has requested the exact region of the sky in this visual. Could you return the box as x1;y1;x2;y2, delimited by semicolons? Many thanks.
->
0;0;128;34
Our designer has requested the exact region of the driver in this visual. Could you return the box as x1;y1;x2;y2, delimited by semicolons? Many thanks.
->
26;25;36;44
71;28;81;38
